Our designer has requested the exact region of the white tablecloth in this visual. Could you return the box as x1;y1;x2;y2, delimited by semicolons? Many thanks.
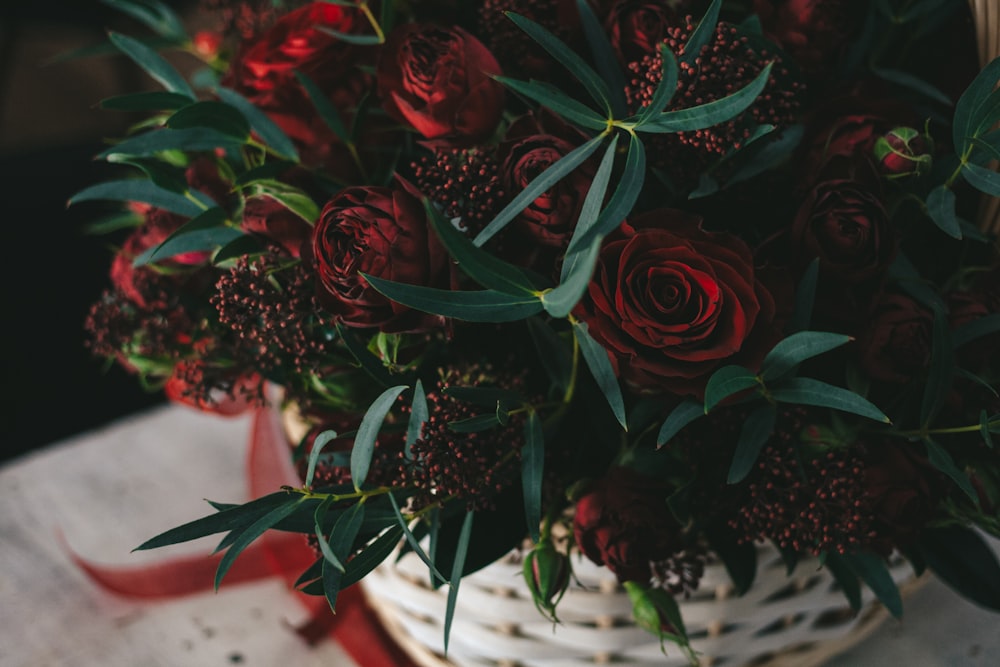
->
1;404;997;666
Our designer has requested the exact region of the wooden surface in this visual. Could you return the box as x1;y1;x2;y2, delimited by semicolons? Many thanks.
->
1;403;998;667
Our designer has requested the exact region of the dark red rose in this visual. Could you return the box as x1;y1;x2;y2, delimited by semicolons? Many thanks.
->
574;209;777;397
753;0;866;81
602;0;683;64
240;196;313;259
497;113;596;249
856;293;933;385
312;186;448;332
377;23;504;142
863;440;944;546
947;265;1000;369
184;156;233;206
572;466;680;582
111;209;212;309
791;173;894;286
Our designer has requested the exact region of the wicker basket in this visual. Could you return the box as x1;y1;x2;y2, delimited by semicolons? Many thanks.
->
359;541;920;667
971;0;1000;234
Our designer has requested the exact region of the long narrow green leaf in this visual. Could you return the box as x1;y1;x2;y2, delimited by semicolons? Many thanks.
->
334;323;397;387
306;430;340;488
522;411;545;543
704;365;759;412
770;377;890;423
504;11;612;113
841;552;903;619
133;208;242;267
637;46;680;126
108;32;195;99
572;320;627;430
444;511;475;654
637;62;773;133
329;502;366;568
681;0;722;67
321;556;343;611
918;525;1000;612
727;404;776;484
99;127;247;158
759;332;852;382
294;70;350;143
387;492;449;585
351;385;409;490
923;438;977;502
953;55;1000;151
339;526;405;588
824;553;863;611
313;496;347;572
657;400;704;447
99;91;194;112
576;132;646;246
167;100;250;139
405;379;428;459
362;273;544;322
526;317;573;394
494;76;608;131
962;162;1000;197
216;87;300;162
474;133;606;247
100;0;188;40
215;497;305;589
574;0;628;117
425;198;545;296
921;313;953;427
68;179;204;217
134;492;292;550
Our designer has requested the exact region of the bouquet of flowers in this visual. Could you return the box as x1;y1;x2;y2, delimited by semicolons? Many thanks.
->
77;0;1000;662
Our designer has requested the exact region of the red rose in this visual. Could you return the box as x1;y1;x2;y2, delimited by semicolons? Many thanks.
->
572;467;680;582
753;0;866;81
603;0;682;64
377;23;504;142
497;113;596;249
863;440;944;546
312;186;448;332
575;210;776;397
240;196;313;259
857;293;933;385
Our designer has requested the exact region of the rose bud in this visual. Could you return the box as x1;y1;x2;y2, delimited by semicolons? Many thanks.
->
623;581;694;657
522;540;570;622
873;126;933;177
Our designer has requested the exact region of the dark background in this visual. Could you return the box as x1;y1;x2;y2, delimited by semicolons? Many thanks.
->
0;2;202;463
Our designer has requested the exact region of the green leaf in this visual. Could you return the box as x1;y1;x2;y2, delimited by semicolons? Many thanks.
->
824;553;863;611
636;45;679;126
526;317;573;394
108;32;195;99
493;77;609;131
215;496;306;589
313;497;347;572
338;526;405;589
405;379;428;459
81;210;144;235
320;556;343;611
316;26;383;45
656;400;703;447
787;257;819;333
703;365;759;413
981;410;995;449
871;66;953;106
923;437;977;502
68;179;205;217
425;198;545;296
770;377;890;423
474;133;606;247
638;62;773;133
216;86;300;162
681;0;721;66
841;552;903;619
213;233;265;265
727;404;776;484
953;55;1000;151
100;0;188;40
334;323;397;387
572;320;627;430
386;493;448;585
328;501;366;568
100;91;195;112
570;131;646;248
704;525;757;596
447;413;502;433
98;127;246;158
351;385;408;490
917;525;1000;612
574;0;628;117
306;430;339;489
920;313;953;427
504;11;612;113
167;101;250;139
522;411;545;543
134;492;293;550
294;69;350;143
759;332;852;382
444;511;474;654
133;207;242;266
362;273;544;322
246;180;321;223
971;87;1000;137
962;162;1000;197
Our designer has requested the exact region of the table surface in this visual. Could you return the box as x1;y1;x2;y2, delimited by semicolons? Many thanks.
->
1;403;998;667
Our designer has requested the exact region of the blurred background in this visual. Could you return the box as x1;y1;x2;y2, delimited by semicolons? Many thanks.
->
0;1;203;463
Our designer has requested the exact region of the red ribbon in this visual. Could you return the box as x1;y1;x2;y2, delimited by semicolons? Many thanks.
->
64;405;420;667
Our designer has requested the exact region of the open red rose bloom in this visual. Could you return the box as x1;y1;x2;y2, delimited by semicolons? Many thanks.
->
76;0;1000;661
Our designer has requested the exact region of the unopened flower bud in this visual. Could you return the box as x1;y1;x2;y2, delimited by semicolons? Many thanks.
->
874;127;933;177
624;581;697;662
523;540;570;622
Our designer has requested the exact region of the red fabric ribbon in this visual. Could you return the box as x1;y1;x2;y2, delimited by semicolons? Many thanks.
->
63;405;420;667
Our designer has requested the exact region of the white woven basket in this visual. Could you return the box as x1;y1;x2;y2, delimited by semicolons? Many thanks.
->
359;541;920;667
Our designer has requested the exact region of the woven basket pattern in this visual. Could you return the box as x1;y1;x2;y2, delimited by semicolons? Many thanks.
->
361;543;918;667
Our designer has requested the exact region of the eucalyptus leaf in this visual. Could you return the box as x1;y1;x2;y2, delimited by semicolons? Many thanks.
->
313;497;347;572
100;91;195;112
100;0;188;41
108;31;195;99
636;45;680;126
362;273;544;322
923;437;977;502
99;127;246;158
68;179;204;217
215;496;306;589
526;317;573;394
448;414;503;433
493;76;609;131
574;0;628;117
340;526;405;588
334;323;397;387
770;377;890;423
306;430;340;488
571;131;646;247
824;553;863;611
841;552;903;619
962;162;1000;197
387;492;449;585
133;208;242;267
328;502;366;570
759;332;852;382
167;100;250;138
703;365;759;413
522;411;545;543
681;0;722;67
213;233;265;265
443;511;474;654
406;379;428;458
351;385;408;490
917;525;1000;612
572;320;627;430
727;404;777;484
216;86;300;162
657;400;704;448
